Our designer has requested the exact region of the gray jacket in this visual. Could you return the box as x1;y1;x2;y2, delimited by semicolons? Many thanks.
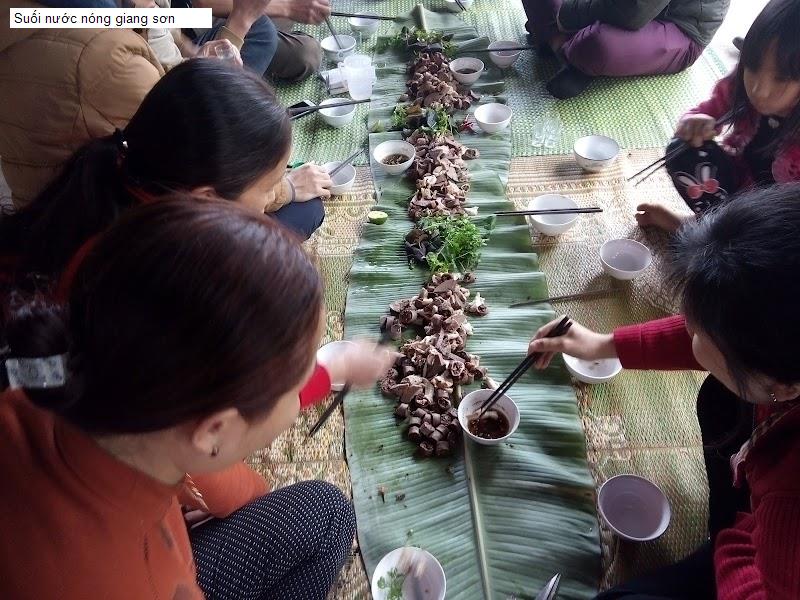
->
558;0;731;46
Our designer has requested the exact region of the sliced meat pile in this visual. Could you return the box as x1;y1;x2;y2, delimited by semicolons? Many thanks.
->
407;130;480;221
400;51;477;112
379;273;489;457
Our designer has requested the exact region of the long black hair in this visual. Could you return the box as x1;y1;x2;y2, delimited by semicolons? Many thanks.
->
0;59;292;281
722;0;800;153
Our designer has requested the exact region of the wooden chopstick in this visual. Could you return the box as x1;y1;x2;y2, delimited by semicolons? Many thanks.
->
324;16;343;50
328;149;364;178
509;288;615;308
287;98;370;116
495;207;603;217
330;11;395;20
478;316;572;416
308;383;351;437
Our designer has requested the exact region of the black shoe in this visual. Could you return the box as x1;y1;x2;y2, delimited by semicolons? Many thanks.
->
546;64;594;99
732;36;744;51
525;32;557;59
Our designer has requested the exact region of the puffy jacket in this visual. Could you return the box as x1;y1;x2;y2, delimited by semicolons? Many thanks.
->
558;0;731;46
0;0;164;207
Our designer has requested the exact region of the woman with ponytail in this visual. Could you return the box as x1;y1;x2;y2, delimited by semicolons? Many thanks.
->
0;198;391;599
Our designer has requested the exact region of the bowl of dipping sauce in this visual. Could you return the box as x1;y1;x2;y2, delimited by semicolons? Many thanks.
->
488;41;522;68
372;547;446;600
458;388;520;446
474;103;513;133
373;140;416;176
600;239;652;280
321;34;357;61
598;475;671;542
563;354;623;384
322;161;356;196
526;193;579;236
574;135;620;172
449;57;484;85
318;98;357;128
348;15;380;35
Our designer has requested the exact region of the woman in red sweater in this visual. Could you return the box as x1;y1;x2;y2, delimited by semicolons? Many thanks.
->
0;199;392;599
531;184;800;598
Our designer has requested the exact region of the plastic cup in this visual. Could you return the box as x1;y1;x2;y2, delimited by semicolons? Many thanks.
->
346;66;376;101
343;54;371;69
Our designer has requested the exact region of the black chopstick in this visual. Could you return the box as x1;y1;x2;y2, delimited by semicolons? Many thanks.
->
328;149;364;178
509;288;615;308
287;98;370;116
308;383;351;437
454;0;467;11
495;207;603;217
324;16;343;50
459;45;536;54
478;316;573;416
330;11;395;21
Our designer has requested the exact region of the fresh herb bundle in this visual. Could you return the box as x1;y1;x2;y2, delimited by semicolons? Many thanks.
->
377;27;457;56
419;215;490;274
391;105;456;135
376;568;405;600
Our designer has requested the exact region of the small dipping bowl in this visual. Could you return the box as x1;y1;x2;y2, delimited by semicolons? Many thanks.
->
600;239;652;280
444;0;474;12
322;161;356;196
563;354;623;384
474;103;513;133
372;547;446;600
488;40;522;68
598;475;671;542
321;35;357;61
458;388;520;446
316;341;354;391
373;140;415;176
526;193;578;236
574;135;620;172
318;98;357;128
449;57;485;85
348;15;380;35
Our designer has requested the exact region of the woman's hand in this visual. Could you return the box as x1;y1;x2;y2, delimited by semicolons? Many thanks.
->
323;341;396;389
528;316;617;369
286;164;332;201
182;507;214;530
674;114;717;148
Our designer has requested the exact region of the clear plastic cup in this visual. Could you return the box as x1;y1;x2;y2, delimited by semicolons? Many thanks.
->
343;54;371;69
347;72;376;100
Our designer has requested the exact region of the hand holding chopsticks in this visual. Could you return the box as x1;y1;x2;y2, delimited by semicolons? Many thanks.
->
478;316;573;417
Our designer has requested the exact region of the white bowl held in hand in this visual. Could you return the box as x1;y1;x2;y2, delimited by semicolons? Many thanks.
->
321;35;357;61
318;98;357;128
563;354;622;384
449;57;484;85
526;194;578;236
598;475;671;541
315;341;354;391
600;239;652;280
474;103;513;133
444;0;474;12
574;135;620;172
373;140;416;176
458;388;520;446
322;162;356;196
372;547;446;600
488;40;522;68
348;16;380;35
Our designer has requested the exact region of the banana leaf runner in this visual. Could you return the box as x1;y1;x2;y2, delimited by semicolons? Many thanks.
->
343;7;601;598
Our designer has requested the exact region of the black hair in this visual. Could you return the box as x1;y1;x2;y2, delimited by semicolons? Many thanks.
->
0;59;292;282
3;198;322;434
723;0;800;154
670;183;800;397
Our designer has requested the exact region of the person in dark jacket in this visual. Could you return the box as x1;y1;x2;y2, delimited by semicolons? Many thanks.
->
523;0;731;99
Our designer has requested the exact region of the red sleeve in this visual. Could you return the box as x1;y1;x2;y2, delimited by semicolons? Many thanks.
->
612;315;703;371
299;364;331;409
715;497;800;599
684;74;735;122
187;463;269;518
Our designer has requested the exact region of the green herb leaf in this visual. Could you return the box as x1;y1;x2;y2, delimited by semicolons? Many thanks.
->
419;215;488;274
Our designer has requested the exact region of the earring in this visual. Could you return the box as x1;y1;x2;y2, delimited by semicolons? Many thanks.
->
211;445;219;457
770;392;778;403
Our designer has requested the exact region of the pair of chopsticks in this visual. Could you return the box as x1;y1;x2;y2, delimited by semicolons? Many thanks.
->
308;383;351;437
324;16;344;50
327;148;364;178
454;0;468;11
534;573;562;600
458;44;536;54
330;11;394;21
478;316;573;417
495;207;602;217
509;288;615;308
287;98;371;117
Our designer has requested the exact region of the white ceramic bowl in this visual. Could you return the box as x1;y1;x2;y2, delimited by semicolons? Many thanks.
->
449;57;484;85
322;161;356;196
321;35;357;61
348;16;380;35
563;354;623;384
600;239;652;280
473;103;512;133
458;389;520;446
526;194;578;236
316;341;354;391
318;98;357;128
372;547;446;600
373;140;416;176
488;41;522;68
598;475;671;542
444;0;474;12
574;135;620;172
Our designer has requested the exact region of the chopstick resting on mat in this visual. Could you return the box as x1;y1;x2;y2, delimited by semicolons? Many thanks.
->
287;98;371;117
330;11;395;20
478;316;573;417
509;288;616;308
495;207;603;217
459;45;537;54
